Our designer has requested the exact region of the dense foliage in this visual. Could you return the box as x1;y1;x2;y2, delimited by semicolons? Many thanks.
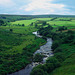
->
31;24;75;75
33;53;44;62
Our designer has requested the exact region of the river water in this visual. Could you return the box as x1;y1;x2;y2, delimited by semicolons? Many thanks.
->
8;31;53;75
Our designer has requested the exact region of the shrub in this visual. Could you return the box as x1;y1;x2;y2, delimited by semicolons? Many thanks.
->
52;41;60;50
63;34;74;43
55;53;66;62
10;29;13;32
0;20;4;26
33;53;44;62
30;68;47;75
22;24;25;26
45;63;54;73
54;47;63;53
46;57;61;68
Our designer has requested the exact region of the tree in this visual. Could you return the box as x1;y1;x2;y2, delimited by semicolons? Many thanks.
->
0;20;4;26
30;22;33;26
52;40;60;50
33;53;44;62
45;63;54;73
30;68;48;75
35;24;37;27
22;24;25;26
67;30;74;34
10;29;13;32
54;47;63;53
46;57;61;68
58;26;67;31
55;53;66;62
42;21;46;26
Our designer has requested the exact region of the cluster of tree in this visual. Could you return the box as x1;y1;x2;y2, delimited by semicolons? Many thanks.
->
17;17;33;20
12;24;25;26
33;53;45;62
0;19;8;26
30;22;34;26
49;30;75;64
30;21;48;28
58;26;67;31
10;29;13;32
38;25;74;50
38;25;53;36
18;24;25;26
0;16;6;19
0;20;4;26
0;15;34;22
30;57;60;75
36;21;46;25
52;30;75;50
59;19;72;21
50;17;57;21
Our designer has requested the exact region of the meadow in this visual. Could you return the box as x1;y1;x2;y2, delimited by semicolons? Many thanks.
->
11;19;36;26
31;18;52;21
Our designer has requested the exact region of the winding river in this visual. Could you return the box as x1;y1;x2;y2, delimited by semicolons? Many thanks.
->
8;31;53;75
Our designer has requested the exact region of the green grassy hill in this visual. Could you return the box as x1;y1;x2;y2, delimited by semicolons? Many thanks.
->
50;45;75;75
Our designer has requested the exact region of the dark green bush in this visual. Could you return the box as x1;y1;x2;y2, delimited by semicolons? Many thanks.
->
55;53;66;62
45;63;54;73
54;47;63;53
33;53;44;62
30;68;47;75
46;57;61;68
52;41;60;50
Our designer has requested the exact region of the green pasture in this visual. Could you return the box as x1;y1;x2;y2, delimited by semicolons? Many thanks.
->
54;18;72;20
32;18;52;21
47;20;75;29
11;19;36;26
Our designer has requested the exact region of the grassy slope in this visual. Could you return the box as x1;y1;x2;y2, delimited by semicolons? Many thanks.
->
0;26;36;53
0;19;38;53
49;23;75;75
50;44;75;75
0;19;47;74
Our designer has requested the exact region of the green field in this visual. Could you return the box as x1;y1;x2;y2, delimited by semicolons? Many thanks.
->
11;19;37;26
32;18;52;21
47;20;75;29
